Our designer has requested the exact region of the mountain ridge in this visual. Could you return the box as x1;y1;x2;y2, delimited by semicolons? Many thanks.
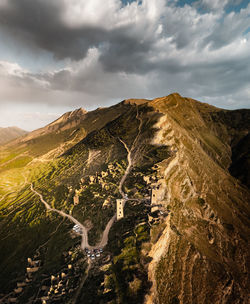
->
0;93;249;304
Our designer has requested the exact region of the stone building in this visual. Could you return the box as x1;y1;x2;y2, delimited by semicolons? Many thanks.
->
116;199;125;220
73;193;79;205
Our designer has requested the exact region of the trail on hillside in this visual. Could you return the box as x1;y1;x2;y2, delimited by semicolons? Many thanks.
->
71;259;91;304
30;184;89;250
96;214;116;248
30;106;143;252
35;218;66;257
0;153;29;168
30;184;115;251
119;106;143;200
118;138;132;198
95;107;143;246
19;107;144;302
0;193;8;203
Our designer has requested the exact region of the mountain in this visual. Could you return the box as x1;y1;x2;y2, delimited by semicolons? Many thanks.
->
0;93;249;304
0;126;28;145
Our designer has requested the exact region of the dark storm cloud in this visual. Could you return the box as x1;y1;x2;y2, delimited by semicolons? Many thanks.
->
0;0;249;116
0;0;155;68
99;31;153;74
0;0;107;60
1;0;247;76
0;0;163;74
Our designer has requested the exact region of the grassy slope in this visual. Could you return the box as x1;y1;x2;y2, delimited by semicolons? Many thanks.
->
0;102;165;303
0;94;249;304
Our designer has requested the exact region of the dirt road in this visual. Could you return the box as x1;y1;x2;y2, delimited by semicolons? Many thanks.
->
118;107;143;203
30;107;143;252
31;184;115;250
118;138;133;199
31;184;89;250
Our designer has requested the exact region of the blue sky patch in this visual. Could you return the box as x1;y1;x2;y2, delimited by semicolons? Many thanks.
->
121;0;137;5
225;0;250;14
175;0;198;7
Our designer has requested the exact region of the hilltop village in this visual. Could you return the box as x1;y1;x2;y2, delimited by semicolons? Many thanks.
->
72;161;168;224
70;161;169;257
1;93;249;304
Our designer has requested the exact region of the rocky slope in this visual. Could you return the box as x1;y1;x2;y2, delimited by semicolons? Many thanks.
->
144;94;250;304
0;93;249;304
0;127;28;145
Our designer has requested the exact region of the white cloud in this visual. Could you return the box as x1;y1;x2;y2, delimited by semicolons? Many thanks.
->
62;0;121;29
0;0;249;130
0;60;28;77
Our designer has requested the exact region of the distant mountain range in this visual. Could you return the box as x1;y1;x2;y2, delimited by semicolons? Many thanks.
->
0;93;249;304
0;126;28;145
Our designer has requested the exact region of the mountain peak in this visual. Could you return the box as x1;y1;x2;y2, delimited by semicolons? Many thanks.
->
58;107;87;122
68;107;87;117
0;94;249;304
168;92;182;98
21;107;87;143
50;107;87;127
122;93;183;107
123;98;151;105
0;126;28;145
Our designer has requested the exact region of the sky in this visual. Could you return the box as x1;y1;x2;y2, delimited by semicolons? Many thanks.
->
0;0;249;131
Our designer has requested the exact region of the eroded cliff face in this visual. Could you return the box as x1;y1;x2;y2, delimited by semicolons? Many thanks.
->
145;94;250;304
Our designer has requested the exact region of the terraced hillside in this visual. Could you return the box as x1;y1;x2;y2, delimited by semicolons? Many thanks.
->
0;93;249;304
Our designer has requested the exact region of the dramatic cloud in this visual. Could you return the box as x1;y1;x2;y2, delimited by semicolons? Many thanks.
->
0;0;249;129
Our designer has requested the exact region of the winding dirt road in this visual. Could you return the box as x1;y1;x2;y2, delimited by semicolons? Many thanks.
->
30;106;143;252
12;106;145;300
118;107;143;204
118;138;132;199
31;184;89;250
31;183;117;250
96;214;116;248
